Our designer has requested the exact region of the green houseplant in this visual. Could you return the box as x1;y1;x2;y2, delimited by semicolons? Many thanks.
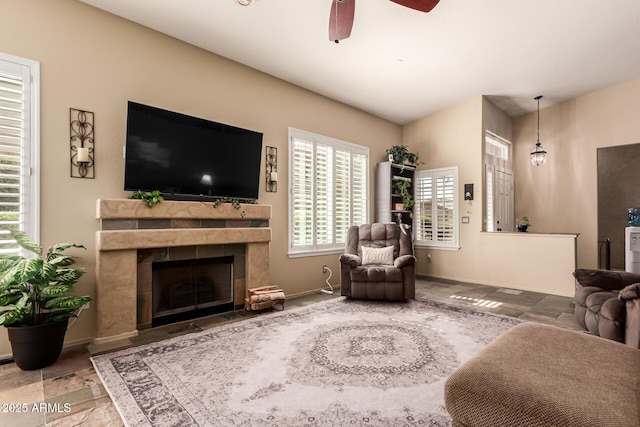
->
516;216;531;232
385;145;421;166
130;190;164;208
393;179;415;217
0;231;91;370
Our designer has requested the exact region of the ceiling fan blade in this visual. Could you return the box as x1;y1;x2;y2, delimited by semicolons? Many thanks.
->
329;0;355;43
389;0;440;13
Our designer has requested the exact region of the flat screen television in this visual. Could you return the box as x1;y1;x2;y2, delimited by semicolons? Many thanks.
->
124;101;263;202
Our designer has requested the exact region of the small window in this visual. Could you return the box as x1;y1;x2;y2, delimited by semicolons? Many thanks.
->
485;131;510;161
414;166;459;249
288;128;369;256
0;53;40;254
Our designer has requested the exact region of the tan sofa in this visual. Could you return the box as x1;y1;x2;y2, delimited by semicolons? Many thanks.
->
444;322;640;426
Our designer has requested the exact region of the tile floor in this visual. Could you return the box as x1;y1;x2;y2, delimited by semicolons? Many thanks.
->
0;278;581;426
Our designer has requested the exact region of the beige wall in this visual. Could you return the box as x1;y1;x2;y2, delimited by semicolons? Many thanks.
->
0;0;402;356
513;78;640;269
404;96;577;296
403;96;484;275
483;97;513;143
408;78;640;293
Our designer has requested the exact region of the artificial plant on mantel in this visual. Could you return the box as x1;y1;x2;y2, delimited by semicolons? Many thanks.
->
385;145;422;166
129;190;256;219
130;190;164;208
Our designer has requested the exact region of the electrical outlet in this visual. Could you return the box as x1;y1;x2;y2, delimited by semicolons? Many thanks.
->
322;265;328;273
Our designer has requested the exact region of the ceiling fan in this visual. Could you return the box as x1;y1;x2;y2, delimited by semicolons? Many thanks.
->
329;0;440;43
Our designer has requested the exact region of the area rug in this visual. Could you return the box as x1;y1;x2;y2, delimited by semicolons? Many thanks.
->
92;298;521;426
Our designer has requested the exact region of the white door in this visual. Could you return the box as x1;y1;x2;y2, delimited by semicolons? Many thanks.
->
494;166;514;232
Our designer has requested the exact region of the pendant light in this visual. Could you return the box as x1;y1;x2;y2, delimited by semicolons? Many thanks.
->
530;95;547;166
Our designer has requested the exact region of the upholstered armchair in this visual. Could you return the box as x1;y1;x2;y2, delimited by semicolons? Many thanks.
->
573;268;640;346
339;223;416;300
619;282;640;348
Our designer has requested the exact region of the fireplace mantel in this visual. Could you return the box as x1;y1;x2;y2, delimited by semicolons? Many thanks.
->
94;199;271;344
97;198;271;220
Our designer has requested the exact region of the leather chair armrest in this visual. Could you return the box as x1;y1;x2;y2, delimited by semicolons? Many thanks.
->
619;283;640;300
574;268;640;291
624;295;640;348
598;297;626;325
394;254;416;269
339;253;361;267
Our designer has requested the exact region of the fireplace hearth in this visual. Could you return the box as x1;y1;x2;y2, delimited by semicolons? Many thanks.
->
95;199;271;345
152;256;234;327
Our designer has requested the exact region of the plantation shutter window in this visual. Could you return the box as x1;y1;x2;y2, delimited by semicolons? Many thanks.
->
288;128;369;256
0;54;39;255
351;153;367;229
291;139;314;248
315;143;333;246
414;166;459;249
415;175;433;241
334;149;350;244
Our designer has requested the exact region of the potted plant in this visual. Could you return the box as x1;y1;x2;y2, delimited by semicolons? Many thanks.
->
516;217;531;232
393;180;415;217
0;231;91;370
385;145;421;166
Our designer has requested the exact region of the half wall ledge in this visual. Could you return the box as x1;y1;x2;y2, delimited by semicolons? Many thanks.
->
94;199;272;345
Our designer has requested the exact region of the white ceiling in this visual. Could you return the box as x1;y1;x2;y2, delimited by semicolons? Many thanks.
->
79;0;640;125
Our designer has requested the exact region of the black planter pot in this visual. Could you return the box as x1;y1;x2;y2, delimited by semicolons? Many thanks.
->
517;224;529;232
7;320;68;370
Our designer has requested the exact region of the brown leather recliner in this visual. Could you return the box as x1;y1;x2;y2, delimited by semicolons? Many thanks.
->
340;223;416;300
573;268;640;345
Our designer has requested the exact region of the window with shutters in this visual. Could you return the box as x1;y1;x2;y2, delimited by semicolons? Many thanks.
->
288;128;369;256
0;53;40;255
414;166;459;249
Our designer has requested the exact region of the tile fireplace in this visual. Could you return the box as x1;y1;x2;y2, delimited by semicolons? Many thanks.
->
151;255;234;327
95;199;271;344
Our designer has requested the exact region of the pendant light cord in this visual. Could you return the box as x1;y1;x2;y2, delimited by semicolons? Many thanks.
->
535;95;542;146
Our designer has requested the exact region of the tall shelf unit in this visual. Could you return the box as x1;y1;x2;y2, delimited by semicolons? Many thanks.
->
375;161;415;229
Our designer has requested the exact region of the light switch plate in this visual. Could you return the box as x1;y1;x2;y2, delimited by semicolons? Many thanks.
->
462;216;470;224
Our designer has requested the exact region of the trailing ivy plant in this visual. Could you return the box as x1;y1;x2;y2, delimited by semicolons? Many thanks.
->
130;190;164;208
211;197;258;219
385;145;422;166
212;197;242;211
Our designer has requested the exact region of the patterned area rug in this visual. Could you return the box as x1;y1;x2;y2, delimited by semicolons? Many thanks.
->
92;298;521;426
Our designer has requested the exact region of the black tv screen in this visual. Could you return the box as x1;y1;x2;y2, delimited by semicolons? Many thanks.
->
124;102;263;201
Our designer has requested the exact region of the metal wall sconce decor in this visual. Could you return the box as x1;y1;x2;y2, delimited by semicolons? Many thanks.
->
266;146;277;192
70;108;95;178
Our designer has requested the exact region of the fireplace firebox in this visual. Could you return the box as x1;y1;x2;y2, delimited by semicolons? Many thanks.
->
152;256;234;327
